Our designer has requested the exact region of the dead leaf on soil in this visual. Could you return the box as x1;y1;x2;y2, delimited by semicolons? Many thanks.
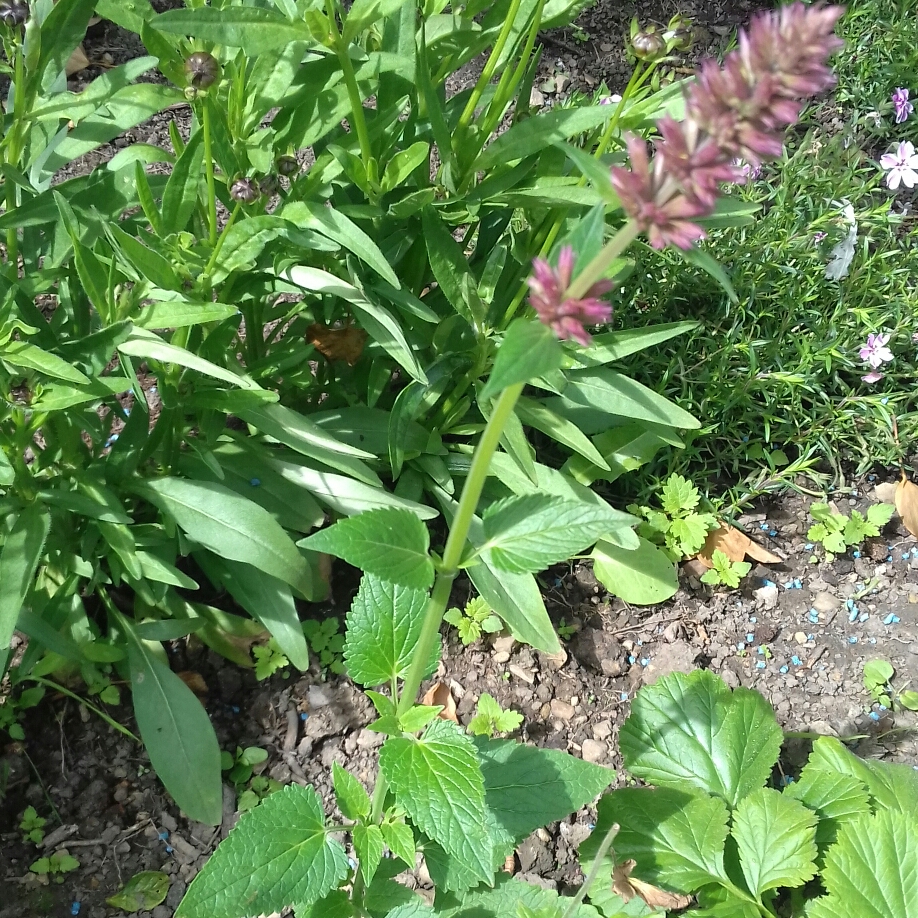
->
696;523;781;568
177;671;208;697
66;45;90;76
306;323;367;365
421;681;458;723
612;859;692;910
895;474;918;538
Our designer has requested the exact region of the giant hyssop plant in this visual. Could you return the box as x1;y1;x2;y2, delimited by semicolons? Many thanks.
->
0;0;836;831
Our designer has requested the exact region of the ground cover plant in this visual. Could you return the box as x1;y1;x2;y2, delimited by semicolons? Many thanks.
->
608;0;918;500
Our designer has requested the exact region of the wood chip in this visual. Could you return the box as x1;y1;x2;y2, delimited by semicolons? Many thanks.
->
420;682;458;722
697;523;781;567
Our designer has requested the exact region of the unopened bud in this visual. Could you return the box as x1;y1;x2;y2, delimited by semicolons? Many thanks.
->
667;15;695;53
631;27;666;62
258;174;279;196
230;177;259;204
276;154;299;176
184;52;220;90
0;0;29;27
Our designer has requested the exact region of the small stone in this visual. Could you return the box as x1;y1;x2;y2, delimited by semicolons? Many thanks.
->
550;700;575;720
529;87;545;107
592;721;612;740
493;651;511;664
580;739;606;764
492;635;515;654
794;632;808;645
508;664;534;684
754;583;779;610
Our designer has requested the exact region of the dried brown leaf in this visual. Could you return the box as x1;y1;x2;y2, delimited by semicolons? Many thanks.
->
177;671;208;697
306;323;367;365
697;523;780;567
420;681;458;723
895;475;918;538
612;859;692;910
66;45;90;76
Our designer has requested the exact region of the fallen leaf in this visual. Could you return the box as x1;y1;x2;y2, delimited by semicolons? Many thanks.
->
896;475;918;538
177;671;208;697
612;859;692;910
66;45;90;76
697;523;780;568
420;681;458;723
306;323;367;365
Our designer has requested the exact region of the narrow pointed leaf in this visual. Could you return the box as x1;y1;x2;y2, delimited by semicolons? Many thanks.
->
0;505;50;650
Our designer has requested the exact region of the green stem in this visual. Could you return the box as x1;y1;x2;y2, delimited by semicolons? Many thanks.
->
202;99;218;247
456;0;525;132
327;0;376;185
4;42;26;275
202;202;240;287
27;677;140;743
562;823;619;918
567;221;642;299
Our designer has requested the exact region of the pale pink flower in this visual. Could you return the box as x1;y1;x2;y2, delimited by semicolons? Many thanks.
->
862;371;884;384
527;246;613;346
880;141;918;190
859;333;893;369
892;88;913;124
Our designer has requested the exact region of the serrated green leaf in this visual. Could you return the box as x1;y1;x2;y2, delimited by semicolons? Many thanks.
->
731;788;816;897
784;766;870;850
379;720;493;886
660;474;700;514
381;821;416;866
668;513;712;557
344;574;438;687
0;505;50;651
353;824;384;886
175;785;349;918
866;502;895;528
481;494;625;574
480;320;562;402
300;508;433;589
439;874;603;918
807;810;918;918
124;624;222;825
399;705;441;734
583;787;730;892
332;764;371;821
806;736;918;814
619;670;783;807
592;537;678;605
134;477;311;596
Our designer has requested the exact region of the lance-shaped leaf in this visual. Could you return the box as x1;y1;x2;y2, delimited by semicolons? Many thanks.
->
480;319;562;402
0;505;50;650
480;493;623;573
174;785;349;918
301;508;434;590
344;574;437;687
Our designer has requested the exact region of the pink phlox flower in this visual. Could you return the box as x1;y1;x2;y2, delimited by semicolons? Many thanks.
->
813;231;827;243
527;246;613;347
858;332;893;369
912;331;918;344
862;371;885;384
880;141;918;190
892;88;913;124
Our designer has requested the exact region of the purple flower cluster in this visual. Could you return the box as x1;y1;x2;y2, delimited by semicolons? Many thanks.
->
611;2;843;250
892;88;913;124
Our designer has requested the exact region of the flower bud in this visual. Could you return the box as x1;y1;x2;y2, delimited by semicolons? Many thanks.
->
184;51;220;90
229;177;259;204
631;26;666;62
258;174;279;196
276;154;300;176
0;0;29;27
667;16;695;53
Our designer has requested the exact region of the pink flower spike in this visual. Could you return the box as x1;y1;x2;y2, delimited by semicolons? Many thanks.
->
892;88;913;124
527;246;613;347
862;371;884;384
880;141;918;190
858;332;893;369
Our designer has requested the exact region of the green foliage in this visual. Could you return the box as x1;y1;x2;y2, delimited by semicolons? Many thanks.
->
444;597;502;647
106;871;170;911
30;850;79;881
0;683;43;740
628;474;717;563
468;693;524;737
252;639;290;681
581;670;918;918
863;658;918;712
19;805;46;845
700;549;751;588
807;502;894;556
303;617;346;675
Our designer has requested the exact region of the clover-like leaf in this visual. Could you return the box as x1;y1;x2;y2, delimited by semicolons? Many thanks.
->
807;810;918;918
344;574;438;687
174;785;349;918
619;670;782;807
379;720;494;887
731;788;817;897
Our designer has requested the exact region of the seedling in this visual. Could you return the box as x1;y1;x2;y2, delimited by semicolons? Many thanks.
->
19;806;46;845
252;640;290;681
444;597;502;646
238;775;284;813
629;474;718;561
468;694;524;738
30;850;79;882
807;501;894;557
700;549;752;588
0;685;44;741
221;746;269;786
863;659;918;712
302;618;346;675
557;618;579;640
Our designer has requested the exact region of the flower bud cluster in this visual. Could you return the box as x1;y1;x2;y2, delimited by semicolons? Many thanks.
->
611;2;844;249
